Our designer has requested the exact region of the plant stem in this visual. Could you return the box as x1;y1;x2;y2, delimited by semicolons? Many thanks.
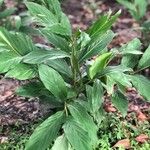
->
64;102;68;117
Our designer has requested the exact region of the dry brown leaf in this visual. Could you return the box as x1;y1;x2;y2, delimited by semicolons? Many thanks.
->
104;104;117;113
113;139;131;149
137;112;147;122
135;134;149;143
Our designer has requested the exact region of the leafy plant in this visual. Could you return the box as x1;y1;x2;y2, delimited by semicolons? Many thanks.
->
0;0;150;150
116;0;148;21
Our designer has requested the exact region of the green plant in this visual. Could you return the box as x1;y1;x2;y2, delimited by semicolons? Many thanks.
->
116;0;150;48
116;0;148;21
0;0;150;150
0;0;38;34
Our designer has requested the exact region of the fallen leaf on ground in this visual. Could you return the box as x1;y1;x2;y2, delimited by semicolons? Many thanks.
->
104;104;117;112
113;139;130;149
135;134;149;143
137;111;147;122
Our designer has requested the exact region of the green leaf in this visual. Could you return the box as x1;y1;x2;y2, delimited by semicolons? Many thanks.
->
117;0;147;20
116;0;136;12
0;0;4;6
130;75;150;101
68;102;98;146
122;50;143;55
26;2;58;26
77;31;91;50
89;52;112;79
46;59;72;78
105;76;115;95
0;28;36;55
52;134;72;150
0;8;16;19
112;91;128;117
87;10;121;37
25;111;65;150
121;38;141;68
44;13;72;36
26;1;72;36
107;72;132;88
86;79;103;113
0;51;21;73
60;13;72;35
16;82;45;98
98;65;133;78
138;45;150;70
41;30;71;53
23;49;70;64
45;23;70;36
39;64;67;100
134;0;147;19
80;30;114;62
5;64;37;80
39;95;63;106
63;118;92;150
47;0;62;21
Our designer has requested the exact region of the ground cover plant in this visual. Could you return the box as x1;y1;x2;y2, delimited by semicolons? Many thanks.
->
0;0;150;150
116;0;148;21
116;0;150;48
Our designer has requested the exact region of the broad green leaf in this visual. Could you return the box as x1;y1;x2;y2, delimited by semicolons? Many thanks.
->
112;91;128;117
39;64;67;100
98;65;133;78
23;49;70;64
89;52;112;79
80;30;114;62
25;111;65;150
0;52;21;73
46;59;72;78
68;102;98;146
122;50;143;55
63;118;92;150
116;0;136;12
77;31;91;50
86;79;103;113
107;72;132;87
47;0;62;21
16;82;45;98
26;2;58;26
41;30;71;53
105;76;115;95
138;45;150;70
5;64;37;80
0;28;36;55
45;23;70;36
0;8;16;19
44;0;72;34
60;13;72;35
39;95;63;107
26;2;72;36
87;10;121;37
52;134;72;150
134;0;147;19
44;13;72;36
121;38;141;68
130;75;150;101
0;0;3;6
117;0;147;20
